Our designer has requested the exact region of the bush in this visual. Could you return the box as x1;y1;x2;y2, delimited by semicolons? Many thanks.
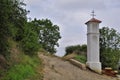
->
100;49;120;69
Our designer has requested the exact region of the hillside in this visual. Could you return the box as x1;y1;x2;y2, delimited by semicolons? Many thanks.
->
39;53;116;80
0;39;43;80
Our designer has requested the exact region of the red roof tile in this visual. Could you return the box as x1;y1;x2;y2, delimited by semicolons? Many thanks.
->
85;18;101;24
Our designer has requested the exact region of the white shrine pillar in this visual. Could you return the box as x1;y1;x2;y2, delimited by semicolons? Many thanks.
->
85;14;102;74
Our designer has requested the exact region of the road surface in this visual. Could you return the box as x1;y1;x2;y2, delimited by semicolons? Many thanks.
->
39;54;116;80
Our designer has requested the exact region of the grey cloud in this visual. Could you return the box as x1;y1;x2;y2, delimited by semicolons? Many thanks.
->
105;0;120;8
54;0;106;11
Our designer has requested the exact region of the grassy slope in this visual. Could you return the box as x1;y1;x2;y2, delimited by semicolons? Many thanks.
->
0;39;43;80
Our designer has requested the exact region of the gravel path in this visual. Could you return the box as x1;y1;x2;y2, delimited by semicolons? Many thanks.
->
39;54;116;80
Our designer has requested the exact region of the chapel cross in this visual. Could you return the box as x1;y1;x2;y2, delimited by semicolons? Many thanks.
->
91;10;96;18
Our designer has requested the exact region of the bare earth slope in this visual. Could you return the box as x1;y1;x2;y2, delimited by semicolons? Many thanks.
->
39;54;116;80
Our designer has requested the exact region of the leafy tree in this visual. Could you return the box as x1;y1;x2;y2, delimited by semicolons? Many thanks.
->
21;23;40;55
100;27;120;51
100;27;120;69
0;0;27;57
30;19;61;54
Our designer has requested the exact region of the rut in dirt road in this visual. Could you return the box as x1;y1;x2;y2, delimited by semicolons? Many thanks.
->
39;54;116;80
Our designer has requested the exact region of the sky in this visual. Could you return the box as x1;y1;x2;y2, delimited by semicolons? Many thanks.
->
24;0;120;56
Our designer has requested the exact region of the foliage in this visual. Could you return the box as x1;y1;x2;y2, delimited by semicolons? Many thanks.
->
0;0;61;79
0;0;40;56
3;64;35;80
0;0;61;56
80;44;87;52
65;45;77;55
100;27;120;69
100;49;120;69
65;44;87;56
74;55;87;63
2;55;43;80
100;27;120;51
0;0;44;79
0;0;13;56
30;19;61;53
21;23;40;55
0;0;27;57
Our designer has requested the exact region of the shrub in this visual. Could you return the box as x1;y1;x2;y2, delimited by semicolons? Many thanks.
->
100;49;120;69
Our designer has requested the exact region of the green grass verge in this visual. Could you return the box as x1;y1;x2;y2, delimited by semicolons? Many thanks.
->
74;55;87;64
2;55;43;80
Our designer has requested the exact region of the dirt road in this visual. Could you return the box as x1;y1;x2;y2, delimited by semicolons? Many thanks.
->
39;54;116;80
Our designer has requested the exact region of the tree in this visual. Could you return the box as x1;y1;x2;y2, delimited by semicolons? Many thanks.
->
21;22;40;55
100;27;120;69
31;19;61;53
0;0;27;57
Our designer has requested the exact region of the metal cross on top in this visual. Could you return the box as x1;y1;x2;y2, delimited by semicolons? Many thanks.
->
91;10;96;18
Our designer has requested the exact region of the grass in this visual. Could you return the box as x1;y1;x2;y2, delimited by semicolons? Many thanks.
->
0;38;43;80
74;55;87;64
2;54;43;80
3;64;34;80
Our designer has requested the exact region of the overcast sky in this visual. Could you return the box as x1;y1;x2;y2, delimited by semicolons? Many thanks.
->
24;0;120;56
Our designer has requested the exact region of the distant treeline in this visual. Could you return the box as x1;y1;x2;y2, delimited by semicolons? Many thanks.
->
65;44;87;56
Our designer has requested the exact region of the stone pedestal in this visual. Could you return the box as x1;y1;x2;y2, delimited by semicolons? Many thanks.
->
86;62;101;74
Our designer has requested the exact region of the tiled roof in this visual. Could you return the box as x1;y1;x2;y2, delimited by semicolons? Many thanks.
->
85;18;101;24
